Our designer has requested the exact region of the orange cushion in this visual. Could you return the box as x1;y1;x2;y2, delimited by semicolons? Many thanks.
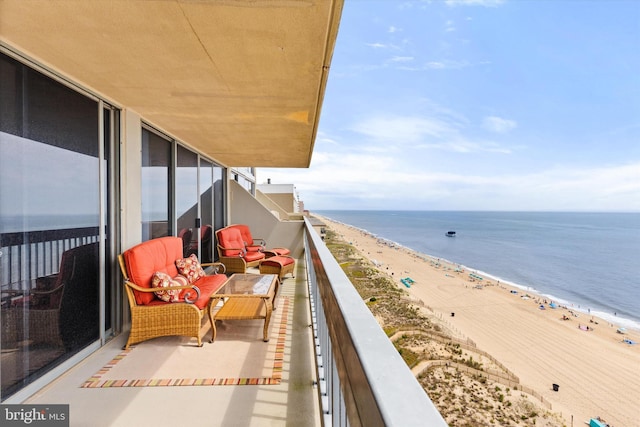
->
140;274;227;309
184;274;228;310
244;251;265;262
217;227;246;257
270;247;290;256
261;255;294;267
123;237;183;305
229;224;253;246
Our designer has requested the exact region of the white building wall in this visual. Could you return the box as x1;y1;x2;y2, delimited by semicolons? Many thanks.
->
122;109;143;250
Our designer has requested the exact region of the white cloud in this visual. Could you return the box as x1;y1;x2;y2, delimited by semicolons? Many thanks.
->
483;163;640;211
347;113;511;155
390;56;414;63
262;121;639;211
315;132;339;145
425;60;470;70
483;116;517;133
445;0;506;7
395;59;489;72
445;20;456;32
350;115;458;143
418;139;512;154
366;41;403;51
261;157;640;212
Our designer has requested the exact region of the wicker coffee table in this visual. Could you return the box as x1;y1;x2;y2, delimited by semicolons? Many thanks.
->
207;273;279;342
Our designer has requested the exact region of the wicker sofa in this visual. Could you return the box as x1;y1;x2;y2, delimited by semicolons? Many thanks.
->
118;236;227;349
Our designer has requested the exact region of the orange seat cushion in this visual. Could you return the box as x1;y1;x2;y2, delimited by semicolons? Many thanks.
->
124;237;227;308
261;256;294;267
217;227;246;257
270;248;290;256
124;237;183;305
244;251;266;262
183;274;227;310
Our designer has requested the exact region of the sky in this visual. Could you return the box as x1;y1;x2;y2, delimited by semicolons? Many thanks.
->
0;133;99;218
260;0;640;212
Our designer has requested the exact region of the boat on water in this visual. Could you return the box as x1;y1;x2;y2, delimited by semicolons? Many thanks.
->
446;231;456;237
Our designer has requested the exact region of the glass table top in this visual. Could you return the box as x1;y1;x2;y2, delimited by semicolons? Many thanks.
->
216;274;277;297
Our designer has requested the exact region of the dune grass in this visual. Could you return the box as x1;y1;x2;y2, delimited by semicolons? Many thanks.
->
324;228;565;427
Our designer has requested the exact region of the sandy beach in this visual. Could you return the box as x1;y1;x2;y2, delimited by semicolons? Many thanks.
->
320;216;640;427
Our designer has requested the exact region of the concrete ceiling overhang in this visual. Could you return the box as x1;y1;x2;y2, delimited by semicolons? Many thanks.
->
0;0;343;168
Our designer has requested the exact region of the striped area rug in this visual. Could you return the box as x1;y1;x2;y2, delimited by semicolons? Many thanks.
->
82;297;289;388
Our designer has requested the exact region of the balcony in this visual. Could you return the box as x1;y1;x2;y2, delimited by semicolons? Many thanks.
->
5;219;445;426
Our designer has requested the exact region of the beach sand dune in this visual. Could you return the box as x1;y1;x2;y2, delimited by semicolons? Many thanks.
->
321;216;640;427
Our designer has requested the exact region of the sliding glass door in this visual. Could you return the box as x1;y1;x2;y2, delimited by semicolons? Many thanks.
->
0;52;115;400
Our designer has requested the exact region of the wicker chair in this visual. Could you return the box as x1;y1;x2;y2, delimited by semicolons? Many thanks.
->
118;236;227;349
4;242;99;350
215;226;266;274
226;224;291;257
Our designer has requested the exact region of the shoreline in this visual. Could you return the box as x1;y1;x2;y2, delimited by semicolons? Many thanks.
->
323;216;640;332
318;214;640;427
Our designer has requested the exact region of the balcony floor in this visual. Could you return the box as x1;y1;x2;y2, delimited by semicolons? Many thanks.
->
24;262;321;427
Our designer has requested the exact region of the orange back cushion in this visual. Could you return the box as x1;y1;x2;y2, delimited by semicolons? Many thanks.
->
229;224;252;245
123;237;183;305
217;227;245;257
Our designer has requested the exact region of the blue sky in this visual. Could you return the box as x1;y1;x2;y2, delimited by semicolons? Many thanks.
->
261;0;639;212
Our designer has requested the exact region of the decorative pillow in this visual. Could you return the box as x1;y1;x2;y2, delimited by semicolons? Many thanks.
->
175;254;206;284
151;271;189;302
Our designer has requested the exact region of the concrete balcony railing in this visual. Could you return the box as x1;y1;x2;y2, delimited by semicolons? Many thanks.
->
303;217;446;426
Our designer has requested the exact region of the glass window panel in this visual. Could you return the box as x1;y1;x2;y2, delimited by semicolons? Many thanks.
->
213;165;225;259
103;107;117;333
141;129;171;240
0;52;100;400
0;55;23;135
199;159;213;262
176;145;198;257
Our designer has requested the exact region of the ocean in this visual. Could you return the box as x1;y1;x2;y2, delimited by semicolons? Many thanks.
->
316;210;640;331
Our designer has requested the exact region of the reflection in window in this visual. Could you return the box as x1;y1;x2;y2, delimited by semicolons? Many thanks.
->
176;145;198;256
213;165;225;260
141;129;171;240
199;159;214;262
213;166;225;231
0;52;100;400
